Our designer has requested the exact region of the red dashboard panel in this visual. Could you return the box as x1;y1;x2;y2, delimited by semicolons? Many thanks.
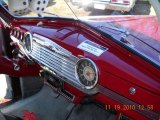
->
0;16;159;120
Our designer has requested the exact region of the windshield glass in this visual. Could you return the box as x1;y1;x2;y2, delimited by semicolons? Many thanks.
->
0;0;156;18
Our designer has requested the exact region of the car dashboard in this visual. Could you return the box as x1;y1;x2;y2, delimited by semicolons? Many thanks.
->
10;28;99;95
7;19;160;120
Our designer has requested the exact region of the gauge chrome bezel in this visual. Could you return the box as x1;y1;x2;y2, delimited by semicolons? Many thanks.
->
23;32;33;54
75;58;98;90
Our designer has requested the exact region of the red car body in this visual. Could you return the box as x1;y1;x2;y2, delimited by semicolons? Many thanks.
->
0;5;159;120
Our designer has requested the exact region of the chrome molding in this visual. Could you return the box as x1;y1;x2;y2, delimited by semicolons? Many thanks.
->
23;32;33;54
10;35;31;59
10;33;99;94
28;34;98;94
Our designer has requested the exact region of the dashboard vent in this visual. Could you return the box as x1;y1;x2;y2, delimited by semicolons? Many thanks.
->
10;28;25;41
30;34;81;87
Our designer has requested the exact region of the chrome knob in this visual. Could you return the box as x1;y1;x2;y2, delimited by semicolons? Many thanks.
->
13;63;20;71
129;87;136;95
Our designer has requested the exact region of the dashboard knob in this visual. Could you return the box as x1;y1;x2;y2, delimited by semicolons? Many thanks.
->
12;48;20;58
13;63;20;71
129;87;136;95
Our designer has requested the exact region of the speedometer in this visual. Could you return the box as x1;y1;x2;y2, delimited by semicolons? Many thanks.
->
76;58;98;89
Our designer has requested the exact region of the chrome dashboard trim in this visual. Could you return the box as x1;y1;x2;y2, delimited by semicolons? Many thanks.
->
10;35;30;59
23;32;33;54
33;34;72;55
28;33;98;94
10;32;99;94
10;35;19;43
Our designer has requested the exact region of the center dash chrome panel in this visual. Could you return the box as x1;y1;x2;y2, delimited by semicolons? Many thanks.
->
29;34;98;94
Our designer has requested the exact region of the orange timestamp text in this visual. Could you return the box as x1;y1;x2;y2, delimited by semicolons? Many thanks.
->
105;104;154;111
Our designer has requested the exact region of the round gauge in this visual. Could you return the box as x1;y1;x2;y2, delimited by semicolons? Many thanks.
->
23;32;32;53
76;58;98;89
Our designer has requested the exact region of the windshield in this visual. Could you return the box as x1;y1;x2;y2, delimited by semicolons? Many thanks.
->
0;0;156;19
